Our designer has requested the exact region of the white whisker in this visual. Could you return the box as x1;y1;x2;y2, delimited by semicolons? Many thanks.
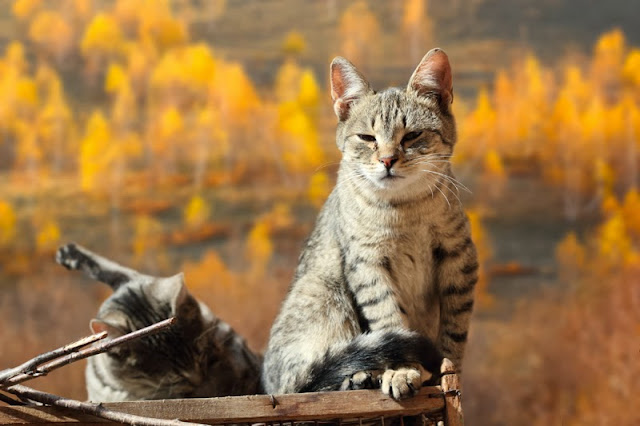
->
433;180;451;208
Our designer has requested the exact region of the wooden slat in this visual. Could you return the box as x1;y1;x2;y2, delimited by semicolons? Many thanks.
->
440;360;464;426
0;388;446;425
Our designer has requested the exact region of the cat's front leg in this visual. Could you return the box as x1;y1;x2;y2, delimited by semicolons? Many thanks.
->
433;219;478;372
346;258;407;331
56;243;140;289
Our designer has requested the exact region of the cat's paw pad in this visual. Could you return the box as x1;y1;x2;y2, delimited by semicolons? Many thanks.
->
381;367;422;400
340;370;381;391
56;243;82;270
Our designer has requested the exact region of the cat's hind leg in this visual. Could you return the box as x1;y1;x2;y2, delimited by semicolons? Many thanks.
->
56;243;141;289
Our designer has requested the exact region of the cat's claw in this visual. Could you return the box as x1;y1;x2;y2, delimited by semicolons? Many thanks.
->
381;367;422;400
340;370;381;391
56;243;82;270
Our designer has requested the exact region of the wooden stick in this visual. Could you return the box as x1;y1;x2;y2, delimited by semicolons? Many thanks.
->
5;385;208;426
0;388;447;424
1;317;176;388
0;392;26;407
0;332;107;385
439;358;464;426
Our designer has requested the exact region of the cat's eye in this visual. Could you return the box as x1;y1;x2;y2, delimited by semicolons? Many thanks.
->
401;131;423;143
357;134;377;142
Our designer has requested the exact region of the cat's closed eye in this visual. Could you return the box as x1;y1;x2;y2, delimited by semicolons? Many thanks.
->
401;131;423;143
357;134;376;142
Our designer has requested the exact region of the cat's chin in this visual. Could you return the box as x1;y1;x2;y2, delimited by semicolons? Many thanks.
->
370;174;415;192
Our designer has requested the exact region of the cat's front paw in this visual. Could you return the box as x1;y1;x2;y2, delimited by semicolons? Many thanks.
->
340;370;382;391
381;367;422;400
56;243;84;270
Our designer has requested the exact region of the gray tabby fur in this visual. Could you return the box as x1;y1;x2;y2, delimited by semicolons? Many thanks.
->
262;49;477;399
56;243;262;402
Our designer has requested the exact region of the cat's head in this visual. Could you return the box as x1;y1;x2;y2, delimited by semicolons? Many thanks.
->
90;273;212;398
331;48;456;194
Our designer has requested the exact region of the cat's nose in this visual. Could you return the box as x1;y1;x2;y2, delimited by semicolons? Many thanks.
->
379;155;398;170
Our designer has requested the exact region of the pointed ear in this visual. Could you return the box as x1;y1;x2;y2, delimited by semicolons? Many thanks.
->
90;315;127;338
150;273;189;314
330;57;372;121
407;48;453;109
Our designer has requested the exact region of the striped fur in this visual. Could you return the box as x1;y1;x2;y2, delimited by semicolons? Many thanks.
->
56;243;262;402
262;49;477;399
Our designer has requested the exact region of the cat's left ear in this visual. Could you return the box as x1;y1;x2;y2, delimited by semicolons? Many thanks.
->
154;273;190;314
330;57;373;121
407;48;453;109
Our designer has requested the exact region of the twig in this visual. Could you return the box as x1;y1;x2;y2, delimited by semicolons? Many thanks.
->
0;391;26;406
5;384;209;426
0;332;107;384
1;317;176;388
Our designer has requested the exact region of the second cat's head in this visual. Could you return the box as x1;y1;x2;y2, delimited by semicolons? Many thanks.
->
90;273;213;398
330;49;456;193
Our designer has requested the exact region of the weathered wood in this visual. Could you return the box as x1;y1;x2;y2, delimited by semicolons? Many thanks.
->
4;385;207;426
440;359;464;426
0;388;446;425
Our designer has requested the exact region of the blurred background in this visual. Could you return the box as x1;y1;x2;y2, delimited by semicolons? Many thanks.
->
0;0;638;424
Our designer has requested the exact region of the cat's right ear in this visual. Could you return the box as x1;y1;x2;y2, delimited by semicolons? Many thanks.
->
90;316;126;339
330;57;372;121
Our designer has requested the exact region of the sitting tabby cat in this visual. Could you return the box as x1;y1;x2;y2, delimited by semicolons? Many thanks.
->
56;243;262;402
262;49;478;400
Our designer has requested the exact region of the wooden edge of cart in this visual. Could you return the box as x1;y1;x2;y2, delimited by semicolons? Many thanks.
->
0;380;463;426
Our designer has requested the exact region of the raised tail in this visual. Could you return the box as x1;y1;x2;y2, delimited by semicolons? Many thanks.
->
299;329;443;393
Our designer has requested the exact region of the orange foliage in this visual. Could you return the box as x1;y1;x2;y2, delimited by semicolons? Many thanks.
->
183;194;211;229
12;0;41;20
307;171;331;208
81;13;126;58
282;31;306;56
338;1;381;71
0;200;17;246
459;29;640;217
35;219;61;253
28;11;74;61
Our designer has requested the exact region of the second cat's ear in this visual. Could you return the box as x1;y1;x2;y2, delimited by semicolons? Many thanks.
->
330;57;372;121
90;314;127;338
152;273;190;314
407;48;453;109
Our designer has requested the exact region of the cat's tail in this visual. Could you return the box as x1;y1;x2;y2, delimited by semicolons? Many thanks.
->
299;329;443;393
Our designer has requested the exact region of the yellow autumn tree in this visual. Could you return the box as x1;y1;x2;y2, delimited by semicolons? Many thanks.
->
457;87;496;162
12;0;41;20
274;58;303;103
277;100;325;175
79;110;117;192
590;28;626;98
246;221;272;276
35;219;61;253
402;0;433;63
28;10;73;62
0;200;17;246
183;194;211;229
81;13;126;75
307;171;331;208
338;1;381;72
282;31;306;56
151;43;216;101
36;65;75;172
137;0;188;50
210;60;260;123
